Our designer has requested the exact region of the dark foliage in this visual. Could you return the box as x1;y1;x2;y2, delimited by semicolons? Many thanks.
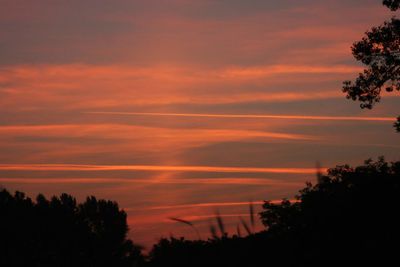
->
395;115;400;131
146;158;400;267
0;191;143;267
343;1;400;131
260;157;400;266
383;0;400;10
2;158;399;267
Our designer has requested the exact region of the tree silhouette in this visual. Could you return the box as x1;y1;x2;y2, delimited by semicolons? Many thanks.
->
2;157;399;266
145;158;400;267
260;157;400;266
0;190;143;267
343;0;400;132
383;0;400;10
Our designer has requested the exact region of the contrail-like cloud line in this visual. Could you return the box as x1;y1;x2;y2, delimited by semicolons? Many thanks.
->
0;164;322;174
146;201;266;210
0;177;303;186
132;199;299;211
86;112;394;122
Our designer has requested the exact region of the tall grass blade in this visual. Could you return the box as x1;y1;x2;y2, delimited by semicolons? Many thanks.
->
239;216;252;236
215;210;226;237
316;161;323;183
169;217;193;226
236;224;242;237
169;217;201;239
209;223;218;239
249;201;255;230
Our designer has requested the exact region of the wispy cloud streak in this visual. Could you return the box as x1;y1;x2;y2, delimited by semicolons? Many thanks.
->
86;112;395;122
0;164;322;174
145;201;265;210
0;124;317;141
0;177;303;186
140;199;298;211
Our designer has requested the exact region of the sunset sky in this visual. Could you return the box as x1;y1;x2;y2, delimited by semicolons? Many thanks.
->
0;0;399;248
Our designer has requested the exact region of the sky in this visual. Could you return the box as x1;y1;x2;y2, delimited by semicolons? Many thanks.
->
0;0;399;249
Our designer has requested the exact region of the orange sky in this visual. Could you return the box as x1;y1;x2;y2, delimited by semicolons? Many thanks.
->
0;0;399;249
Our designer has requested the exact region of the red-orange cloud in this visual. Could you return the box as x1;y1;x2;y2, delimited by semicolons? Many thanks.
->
86;112;395;122
0;164;324;174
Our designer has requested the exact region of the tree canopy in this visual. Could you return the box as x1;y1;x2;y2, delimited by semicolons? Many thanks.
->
2;157;399;266
144;158;400;267
343;0;400;132
260;157;400;266
0;191;143;267
383;0;400;10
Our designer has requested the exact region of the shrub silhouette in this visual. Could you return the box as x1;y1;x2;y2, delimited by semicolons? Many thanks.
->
0;191;143;267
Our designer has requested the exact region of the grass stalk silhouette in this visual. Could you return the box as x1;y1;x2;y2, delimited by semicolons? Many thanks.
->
249;201;255;231
169;217;201;239
215;210;226;238
209;222;218;239
236;224;242;237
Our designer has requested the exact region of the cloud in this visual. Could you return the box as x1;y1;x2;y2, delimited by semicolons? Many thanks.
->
139;200;293;211
0;0;397;249
0;177;303;187
0;123;317;164
0;163;323;174
86;112;395;122
0;124;316;141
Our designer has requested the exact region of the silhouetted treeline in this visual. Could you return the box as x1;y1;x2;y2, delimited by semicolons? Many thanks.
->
146;157;400;267
1;157;400;266
0;191;143;267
